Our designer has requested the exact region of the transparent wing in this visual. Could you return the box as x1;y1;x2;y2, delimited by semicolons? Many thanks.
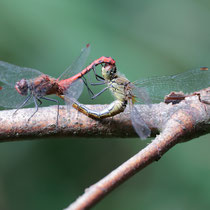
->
132;84;151;105
58;44;91;81
64;79;84;109
130;104;151;140
135;68;210;103
0;83;34;108
0;61;43;86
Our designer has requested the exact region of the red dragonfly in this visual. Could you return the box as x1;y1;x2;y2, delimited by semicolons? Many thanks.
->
0;44;116;124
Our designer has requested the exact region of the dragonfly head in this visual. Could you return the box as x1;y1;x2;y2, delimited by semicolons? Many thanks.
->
102;64;117;80
15;79;29;96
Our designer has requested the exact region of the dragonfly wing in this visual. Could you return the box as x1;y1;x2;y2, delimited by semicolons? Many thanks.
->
0;83;34;108
58;44;91;81
0;61;43;86
130;104;151;140
64;79;84;109
132;84;151;104
135;68;210;103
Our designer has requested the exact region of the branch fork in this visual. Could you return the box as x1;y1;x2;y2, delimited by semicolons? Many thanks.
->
0;88;209;209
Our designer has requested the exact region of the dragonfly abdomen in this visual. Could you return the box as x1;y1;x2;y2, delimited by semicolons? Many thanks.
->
73;100;127;119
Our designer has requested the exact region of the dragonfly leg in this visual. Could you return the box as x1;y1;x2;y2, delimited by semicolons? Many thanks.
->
72;100;126;119
90;81;106;86
37;98;42;105
91;86;109;99
13;94;32;116
81;75;95;97
92;65;105;81
28;95;39;122
81;75;107;99
86;65;105;85
40;96;59;127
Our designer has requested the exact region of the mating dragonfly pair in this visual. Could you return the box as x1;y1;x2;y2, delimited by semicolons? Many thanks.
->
0;45;209;140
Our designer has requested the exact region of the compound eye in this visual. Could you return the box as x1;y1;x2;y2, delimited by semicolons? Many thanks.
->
15;79;28;95
111;66;117;74
104;64;112;73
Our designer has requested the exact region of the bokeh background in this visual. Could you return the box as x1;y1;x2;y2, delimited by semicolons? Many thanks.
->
0;0;210;209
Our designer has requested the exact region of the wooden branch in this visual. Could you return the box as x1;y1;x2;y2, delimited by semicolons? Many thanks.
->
0;88;209;142
63;88;210;210
0;88;210;209
0;104;139;141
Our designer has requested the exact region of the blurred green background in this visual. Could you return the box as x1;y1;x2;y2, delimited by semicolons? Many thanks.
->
0;0;210;209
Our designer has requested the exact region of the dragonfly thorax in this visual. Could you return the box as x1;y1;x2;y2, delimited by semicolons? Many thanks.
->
29;75;58;97
124;83;136;104
15;79;29;96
